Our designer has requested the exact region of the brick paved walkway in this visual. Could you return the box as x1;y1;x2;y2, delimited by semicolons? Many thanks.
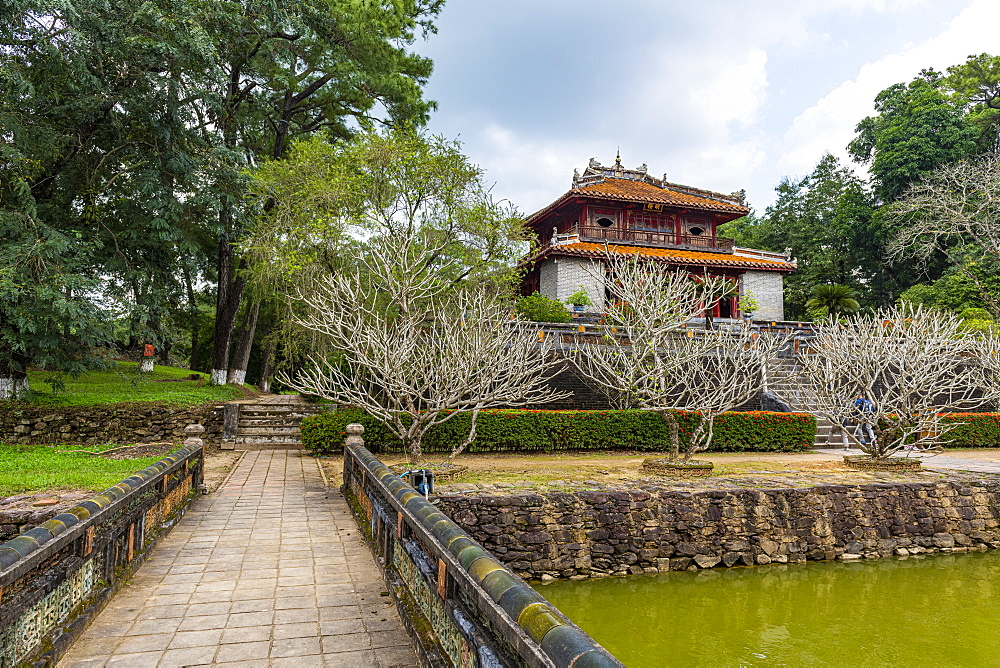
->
60;450;418;667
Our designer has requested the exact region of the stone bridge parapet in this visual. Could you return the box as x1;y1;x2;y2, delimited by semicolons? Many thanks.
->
0;427;206;666
343;425;621;667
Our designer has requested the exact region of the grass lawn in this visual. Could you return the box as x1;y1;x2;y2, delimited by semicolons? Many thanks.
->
0;444;165;495
22;362;248;407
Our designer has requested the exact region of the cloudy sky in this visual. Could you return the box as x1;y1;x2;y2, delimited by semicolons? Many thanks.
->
414;0;1000;215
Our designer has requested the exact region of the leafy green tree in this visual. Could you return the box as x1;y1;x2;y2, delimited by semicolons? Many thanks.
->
888;153;1000;318
945;53;1000;152
898;268;997;314
721;154;884;318
174;0;443;384
243;130;532;370
805;284;861;320
849;71;978;203
1;0;444;392
0;0;213;396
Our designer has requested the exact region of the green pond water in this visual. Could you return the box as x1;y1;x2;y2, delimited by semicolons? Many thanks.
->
535;552;1000;667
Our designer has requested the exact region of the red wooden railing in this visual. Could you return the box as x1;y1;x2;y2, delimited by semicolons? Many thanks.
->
576;225;735;253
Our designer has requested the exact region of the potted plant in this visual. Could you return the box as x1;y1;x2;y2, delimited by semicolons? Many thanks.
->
564;287;593;315
738;292;759;322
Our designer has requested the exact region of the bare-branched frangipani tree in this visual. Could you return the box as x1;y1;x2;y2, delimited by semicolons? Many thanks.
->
572;253;784;462
888;153;1000;317
282;233;568;464
798;304;996;459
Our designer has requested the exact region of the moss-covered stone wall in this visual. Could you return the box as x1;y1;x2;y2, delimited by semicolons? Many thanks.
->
437;479;1000;580
0;403;224;445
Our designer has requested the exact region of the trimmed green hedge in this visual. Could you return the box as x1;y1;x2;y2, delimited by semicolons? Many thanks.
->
301;408;816;456
940;413;1000;447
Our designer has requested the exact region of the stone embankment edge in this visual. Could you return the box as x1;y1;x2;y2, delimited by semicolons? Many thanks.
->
0;436;206;666
436;480;1000;581
343;433;622;668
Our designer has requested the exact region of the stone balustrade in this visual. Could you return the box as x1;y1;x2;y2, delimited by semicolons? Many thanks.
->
0;425;206;665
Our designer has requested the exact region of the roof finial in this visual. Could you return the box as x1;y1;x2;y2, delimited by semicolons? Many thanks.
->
614;148;622;170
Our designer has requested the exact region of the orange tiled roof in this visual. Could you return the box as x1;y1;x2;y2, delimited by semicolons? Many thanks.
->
535;242;795;272
575;178;749;214
525;157;749;224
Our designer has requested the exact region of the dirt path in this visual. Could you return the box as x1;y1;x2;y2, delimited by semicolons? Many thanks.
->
202;448;243;492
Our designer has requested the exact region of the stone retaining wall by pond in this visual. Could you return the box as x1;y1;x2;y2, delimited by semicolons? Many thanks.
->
436;479;1000;580
0;403;224;445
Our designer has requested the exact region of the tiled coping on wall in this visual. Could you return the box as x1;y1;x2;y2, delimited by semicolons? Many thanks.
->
343;434;621;668
0;444;204;666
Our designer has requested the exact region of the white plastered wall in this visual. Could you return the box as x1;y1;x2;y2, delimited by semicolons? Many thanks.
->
740;270;785;321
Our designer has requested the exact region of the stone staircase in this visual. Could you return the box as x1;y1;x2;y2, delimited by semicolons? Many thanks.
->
222;396;329;450
766;356;840;449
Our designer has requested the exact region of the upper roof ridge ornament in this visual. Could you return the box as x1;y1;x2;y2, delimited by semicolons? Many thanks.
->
567;158;746;206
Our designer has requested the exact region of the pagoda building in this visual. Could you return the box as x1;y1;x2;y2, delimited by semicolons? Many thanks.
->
520;156;796;321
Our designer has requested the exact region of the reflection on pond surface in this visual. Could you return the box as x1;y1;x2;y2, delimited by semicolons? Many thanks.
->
535;552;1000;667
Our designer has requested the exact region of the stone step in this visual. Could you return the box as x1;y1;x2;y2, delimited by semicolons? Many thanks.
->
240;406;328;415
239;417;303;427
236;426;301;436
238;412;323;421
233;434;302;444
236;442;306;451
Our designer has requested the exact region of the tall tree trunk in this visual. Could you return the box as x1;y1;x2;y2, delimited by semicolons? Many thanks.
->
0;351;31;400
661;411;680;462
257;335;275;393
183;265;200;371
227;301;260;385
210;233;246;385
158;338;171;366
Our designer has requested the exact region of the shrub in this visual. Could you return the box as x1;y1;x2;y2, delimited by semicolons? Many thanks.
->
515;293;572;323
939;413;1000;447
301;408;816;456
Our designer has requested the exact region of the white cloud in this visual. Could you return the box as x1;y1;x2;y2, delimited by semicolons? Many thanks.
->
423;0;979;212
778;0;1000;177
468;44;772;214
608;44;770;194
473;125;589;216
698;0;931;50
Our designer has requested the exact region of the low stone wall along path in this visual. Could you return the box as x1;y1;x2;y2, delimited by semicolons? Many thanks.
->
60;450;418;667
